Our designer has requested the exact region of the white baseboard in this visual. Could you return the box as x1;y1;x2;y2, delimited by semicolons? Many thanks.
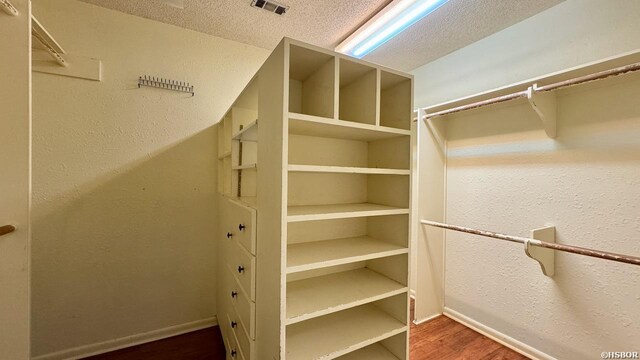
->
413;312;441;325
443;307;555;360
33;316;218;360
410;289;416;299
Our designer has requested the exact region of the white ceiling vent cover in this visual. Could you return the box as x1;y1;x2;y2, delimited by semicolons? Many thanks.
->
251;0;288;15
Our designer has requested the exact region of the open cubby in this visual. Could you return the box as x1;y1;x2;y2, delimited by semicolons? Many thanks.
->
288;133;410;170
336;332;407;360
339;59;377;125
380;71;412;130
285;291;407;360
289;45;335;118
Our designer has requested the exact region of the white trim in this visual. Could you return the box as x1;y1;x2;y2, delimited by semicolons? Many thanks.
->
412;312;440;325
443;308;556;360
32;316;218;360
410;288;416;299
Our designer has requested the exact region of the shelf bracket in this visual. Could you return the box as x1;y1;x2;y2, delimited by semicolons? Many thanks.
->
1;0;18;16
524;226;556;277
526;83;557;138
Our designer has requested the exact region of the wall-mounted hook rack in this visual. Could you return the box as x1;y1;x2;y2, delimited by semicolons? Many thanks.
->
526;83;557;138
138;75;195;96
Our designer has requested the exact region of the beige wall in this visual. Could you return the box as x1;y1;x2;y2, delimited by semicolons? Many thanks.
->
0;0;31;358
30;1;269;358
412;0;640;358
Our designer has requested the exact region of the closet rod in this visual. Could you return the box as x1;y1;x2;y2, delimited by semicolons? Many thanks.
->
423;61;640;119
421;220;640;266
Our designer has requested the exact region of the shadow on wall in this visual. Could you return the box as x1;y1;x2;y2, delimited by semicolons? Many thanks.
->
31;126;218;355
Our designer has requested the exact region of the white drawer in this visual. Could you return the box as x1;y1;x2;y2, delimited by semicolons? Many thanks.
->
226;312;254;360
226;322;245;360
227;241;256;301
225;199;256;255
226;266;256;340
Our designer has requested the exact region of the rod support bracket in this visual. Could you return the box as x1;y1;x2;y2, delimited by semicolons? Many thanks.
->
527;83;557;138
525;226;556;277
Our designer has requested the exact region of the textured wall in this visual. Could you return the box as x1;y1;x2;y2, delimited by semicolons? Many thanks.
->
0;0;31;358
30;0;268;357
411;0;640;358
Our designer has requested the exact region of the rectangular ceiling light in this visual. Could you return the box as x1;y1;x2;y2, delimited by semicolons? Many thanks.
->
336;0;449;58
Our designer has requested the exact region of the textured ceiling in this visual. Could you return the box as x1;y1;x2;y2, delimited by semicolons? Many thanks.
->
80;0;563;71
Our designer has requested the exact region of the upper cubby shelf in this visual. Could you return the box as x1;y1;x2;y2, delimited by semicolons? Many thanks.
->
289;113;409;142
339;59;377;126
380;71;412;130
289;45;336;118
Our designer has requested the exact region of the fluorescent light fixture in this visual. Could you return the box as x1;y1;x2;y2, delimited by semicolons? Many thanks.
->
336;0;448;58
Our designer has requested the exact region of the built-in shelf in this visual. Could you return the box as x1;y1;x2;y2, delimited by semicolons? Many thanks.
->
233;163;257;170
336;343;400;360
287;203;409;222
287;236;408;273
287;268;407;325
218;151;231;160
286;304;407;360
288;164;409;175
232;119;258;142
289;112;410;141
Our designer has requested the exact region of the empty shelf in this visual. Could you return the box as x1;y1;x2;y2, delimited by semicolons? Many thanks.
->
287;268;407;325
287;236;408;273
288;164;409;175
288;203;409;222
232;119;258;142
286;304;407;360
335;343;400;360
217;151;231;159
289;112;410;141
233;163;257;170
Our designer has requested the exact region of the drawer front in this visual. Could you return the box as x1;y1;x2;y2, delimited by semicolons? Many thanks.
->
227;241;256;301
226;313;254;360
226;199;256;255
226;266;256;339
226;322;245;360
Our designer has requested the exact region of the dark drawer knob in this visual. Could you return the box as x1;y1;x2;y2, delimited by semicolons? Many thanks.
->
238;223;246;231
231;349;237;357
230;321;237;328
231;291;238;298
226;232;233;239
238;265;245;273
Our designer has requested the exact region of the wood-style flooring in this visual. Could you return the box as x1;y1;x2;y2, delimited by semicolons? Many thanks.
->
84;303;529;360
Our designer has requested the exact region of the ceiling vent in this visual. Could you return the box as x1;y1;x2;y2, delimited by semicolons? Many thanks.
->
251;0;288;15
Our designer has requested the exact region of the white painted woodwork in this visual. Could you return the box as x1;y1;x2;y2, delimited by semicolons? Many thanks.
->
289;112;410;141
526;226;556;277
335;343;400;360
285;303;407;360
287;236;408;273
288;165;410;175
288;203;409;222
286;268;408;324
216;38;412;359
0;0;31;357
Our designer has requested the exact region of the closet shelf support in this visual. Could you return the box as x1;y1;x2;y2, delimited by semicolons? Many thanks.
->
527;83;557;138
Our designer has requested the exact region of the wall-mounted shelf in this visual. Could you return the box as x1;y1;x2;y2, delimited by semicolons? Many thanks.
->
285;304;407;360
288;203;409;222
286;268;407;325
289;164;409;175
233;120;258;142
218;151;231;160
233;164;257;170
287;236;408;273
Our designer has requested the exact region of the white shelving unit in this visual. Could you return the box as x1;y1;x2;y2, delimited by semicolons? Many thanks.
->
216;38;413;359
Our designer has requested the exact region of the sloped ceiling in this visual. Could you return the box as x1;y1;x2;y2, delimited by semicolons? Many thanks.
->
80;0;563;71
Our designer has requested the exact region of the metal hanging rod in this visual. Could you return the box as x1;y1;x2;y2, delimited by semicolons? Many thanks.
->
138;75;195;96
0;225;16;237
421;220;640;266
422;61;640;119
